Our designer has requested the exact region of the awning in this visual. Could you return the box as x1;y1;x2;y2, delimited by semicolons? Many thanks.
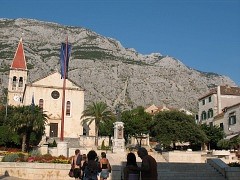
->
224;134;239;140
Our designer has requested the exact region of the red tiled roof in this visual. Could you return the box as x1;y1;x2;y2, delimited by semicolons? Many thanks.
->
11;38;27;70
213;112;224;120
224;102;240;110
220;86;240;96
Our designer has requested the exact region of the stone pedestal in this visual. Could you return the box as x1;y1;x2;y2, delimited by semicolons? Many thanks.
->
57;141;68;157
40;144;48;155
112;121;125;153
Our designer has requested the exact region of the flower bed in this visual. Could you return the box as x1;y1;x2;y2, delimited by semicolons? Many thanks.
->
0;150;71;164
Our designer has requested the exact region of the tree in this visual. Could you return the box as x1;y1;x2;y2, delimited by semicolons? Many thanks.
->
229;136;240;151
200;124;225;150
217;139;230;150
121;106;152;146
0;106;21;148
151;110;207;150
6;105;47;152
0;126;20;147
81;102;113;146
99;117;115;146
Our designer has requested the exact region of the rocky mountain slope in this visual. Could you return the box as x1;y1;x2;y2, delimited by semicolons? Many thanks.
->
0;18;236;112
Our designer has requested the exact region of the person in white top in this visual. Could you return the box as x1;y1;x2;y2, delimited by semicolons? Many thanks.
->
71;149;82;180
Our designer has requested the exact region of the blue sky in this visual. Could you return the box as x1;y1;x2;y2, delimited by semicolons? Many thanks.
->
1;0;240;85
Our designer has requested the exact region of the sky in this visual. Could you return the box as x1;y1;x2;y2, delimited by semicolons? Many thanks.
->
1;0;240;85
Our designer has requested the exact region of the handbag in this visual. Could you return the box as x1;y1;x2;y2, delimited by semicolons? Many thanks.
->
68;168;74;178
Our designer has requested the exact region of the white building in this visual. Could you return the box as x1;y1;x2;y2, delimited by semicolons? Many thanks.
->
198;85;240;125
214;103;240;138
198;86;240;138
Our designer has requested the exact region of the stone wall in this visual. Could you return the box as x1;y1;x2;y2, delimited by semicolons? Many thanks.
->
0;162;72;180
0;162;121;180
79;135;110;147
162;150;202;163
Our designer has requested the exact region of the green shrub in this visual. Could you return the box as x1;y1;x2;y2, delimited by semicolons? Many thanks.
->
101;140;106;150
48;139;57;147
2;153;19;162
99;140;111;150
17;153;28;162
30;149;41;157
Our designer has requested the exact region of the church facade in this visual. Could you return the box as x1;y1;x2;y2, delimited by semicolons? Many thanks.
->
7;38;95;140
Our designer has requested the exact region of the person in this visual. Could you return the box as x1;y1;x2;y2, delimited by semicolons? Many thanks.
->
80;154;87;179
82;150;100;180
71;149;82;180
99;152;111;180
123;152;140;180
137;147;158;180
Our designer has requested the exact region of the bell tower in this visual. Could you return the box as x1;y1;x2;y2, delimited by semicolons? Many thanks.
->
8;38;28;106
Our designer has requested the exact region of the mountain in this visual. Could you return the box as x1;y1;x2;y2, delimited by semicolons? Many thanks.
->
0;18;236;112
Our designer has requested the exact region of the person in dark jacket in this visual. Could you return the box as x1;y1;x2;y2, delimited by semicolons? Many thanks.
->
137;147;158;180
82;150;100;180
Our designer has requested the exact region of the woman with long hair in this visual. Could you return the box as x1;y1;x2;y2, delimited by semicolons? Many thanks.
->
123;152;140;180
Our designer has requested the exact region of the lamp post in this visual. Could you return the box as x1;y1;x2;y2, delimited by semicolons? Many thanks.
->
4;92;7;119
0;78;8;120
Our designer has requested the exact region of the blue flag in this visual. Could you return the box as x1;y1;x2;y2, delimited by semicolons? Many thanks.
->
60;42;72;79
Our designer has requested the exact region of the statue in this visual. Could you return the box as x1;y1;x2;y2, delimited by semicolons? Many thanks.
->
115;104;121;122
112;104;125;152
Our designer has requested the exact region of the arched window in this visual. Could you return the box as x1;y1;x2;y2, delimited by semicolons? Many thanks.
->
39;99;44;110
19;77;23;87
12;76;17;90
201;111;207;120
208;109;213;118
66;101;71;116
83;128;87;136
82;123;89;136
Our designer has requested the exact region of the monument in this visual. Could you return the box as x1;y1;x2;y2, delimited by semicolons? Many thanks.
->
112;105;125;152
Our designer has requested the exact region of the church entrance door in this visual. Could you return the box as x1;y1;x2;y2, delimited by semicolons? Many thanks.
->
50;123;58;137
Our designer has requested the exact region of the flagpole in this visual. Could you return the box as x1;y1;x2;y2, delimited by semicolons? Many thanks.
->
60;36;68;142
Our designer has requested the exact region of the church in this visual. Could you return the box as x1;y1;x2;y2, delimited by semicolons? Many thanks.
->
7;38;95;141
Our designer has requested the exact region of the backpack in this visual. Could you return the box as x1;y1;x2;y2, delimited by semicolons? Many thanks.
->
83;161;98;180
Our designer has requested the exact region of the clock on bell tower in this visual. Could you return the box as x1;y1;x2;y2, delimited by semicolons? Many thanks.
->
7;38;28;106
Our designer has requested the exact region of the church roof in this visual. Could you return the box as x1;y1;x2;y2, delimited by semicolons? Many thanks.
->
10;38;27;70
28;71;85;91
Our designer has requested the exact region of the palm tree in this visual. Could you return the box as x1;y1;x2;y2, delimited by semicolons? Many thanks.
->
81;102;113;146
8;105;47;152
